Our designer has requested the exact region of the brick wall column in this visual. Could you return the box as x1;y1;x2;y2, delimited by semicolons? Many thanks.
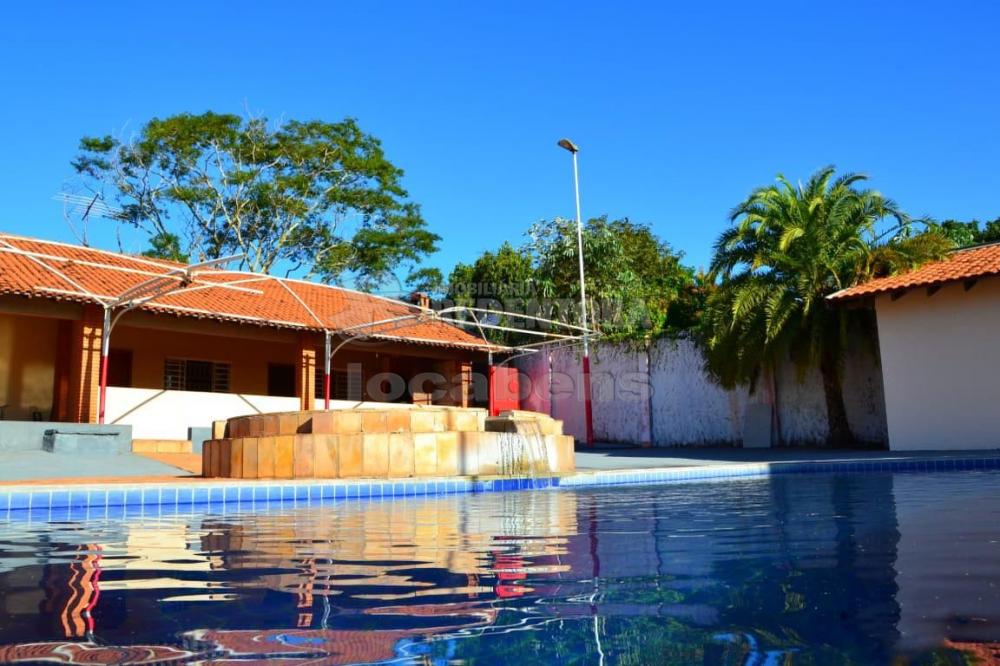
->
67;305;103;423
434;359;473;407
296;335;317;411
457;361;472;408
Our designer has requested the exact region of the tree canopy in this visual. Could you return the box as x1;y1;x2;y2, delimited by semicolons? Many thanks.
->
933;217;1000;247
443;217;699;344
71;111;439;288
702;166;952;445
525;216;698;341
444;241;537;345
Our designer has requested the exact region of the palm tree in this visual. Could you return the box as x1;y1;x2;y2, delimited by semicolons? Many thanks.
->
703;166;951;447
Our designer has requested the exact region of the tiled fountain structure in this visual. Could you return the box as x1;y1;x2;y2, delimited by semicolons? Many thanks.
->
202;408;575;479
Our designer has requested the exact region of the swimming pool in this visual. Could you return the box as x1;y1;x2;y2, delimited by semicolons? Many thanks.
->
0;470;998;664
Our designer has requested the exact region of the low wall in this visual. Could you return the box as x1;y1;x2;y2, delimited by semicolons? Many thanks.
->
106;388;424;441
106;387;299;440
517;351;551;415
591;344;652;445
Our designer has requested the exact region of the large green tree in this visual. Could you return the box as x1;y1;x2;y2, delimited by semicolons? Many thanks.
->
71;111;438;288
445;241;537;344
444;217;697;343
704;167;951;446
934;217;1000;247
525;216;698;340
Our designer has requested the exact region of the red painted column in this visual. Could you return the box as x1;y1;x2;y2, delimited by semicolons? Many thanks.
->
97;349;109;424
489;366;520;416
323;370;331;410
488;365;496;416
582;355;594;446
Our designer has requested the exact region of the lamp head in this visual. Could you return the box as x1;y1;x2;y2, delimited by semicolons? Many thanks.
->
557;138;579;154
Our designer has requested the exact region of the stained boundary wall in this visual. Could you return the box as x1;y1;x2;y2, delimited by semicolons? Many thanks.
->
513;337;888;447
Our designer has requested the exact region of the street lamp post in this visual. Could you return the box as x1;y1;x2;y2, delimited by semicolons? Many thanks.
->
557;138;595;447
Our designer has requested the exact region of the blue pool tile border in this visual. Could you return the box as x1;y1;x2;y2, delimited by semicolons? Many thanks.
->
1;454;999;519
0;474;558;518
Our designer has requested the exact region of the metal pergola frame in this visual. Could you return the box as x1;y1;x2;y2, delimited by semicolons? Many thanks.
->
0;239;249;423
318;305;593;414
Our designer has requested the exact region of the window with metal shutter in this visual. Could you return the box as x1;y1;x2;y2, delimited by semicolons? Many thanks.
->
164;358;232;393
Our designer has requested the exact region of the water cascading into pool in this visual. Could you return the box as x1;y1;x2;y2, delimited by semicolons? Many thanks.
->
497;419;549;478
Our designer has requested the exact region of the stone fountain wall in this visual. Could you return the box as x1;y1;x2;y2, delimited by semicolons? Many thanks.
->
202;407;575;480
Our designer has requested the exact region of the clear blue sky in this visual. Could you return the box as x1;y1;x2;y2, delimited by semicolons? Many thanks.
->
1;1;998;283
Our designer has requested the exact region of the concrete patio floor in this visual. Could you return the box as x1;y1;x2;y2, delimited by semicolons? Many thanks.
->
0;450;194;483
574;444;1000;470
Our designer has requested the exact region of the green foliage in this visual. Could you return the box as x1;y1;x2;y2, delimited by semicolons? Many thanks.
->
443;219;698;344
703;166;951;445
445;241;537;345
524;216;697;342
404;266;445;294
665;269;714;336
142;232;189;263
934;217;1000;247
72;111;439;289
447;242;535;304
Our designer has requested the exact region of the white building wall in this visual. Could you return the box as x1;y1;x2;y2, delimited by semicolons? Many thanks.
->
875;278;1000;450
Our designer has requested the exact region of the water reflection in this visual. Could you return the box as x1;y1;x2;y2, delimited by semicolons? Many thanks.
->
0;472;998;664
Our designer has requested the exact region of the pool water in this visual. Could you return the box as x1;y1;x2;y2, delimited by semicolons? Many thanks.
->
1;471;999;665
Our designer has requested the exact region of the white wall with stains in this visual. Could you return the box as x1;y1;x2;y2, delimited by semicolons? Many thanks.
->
514;334;887;448
649;338;750;446
548;347;587;442
589;344;652;445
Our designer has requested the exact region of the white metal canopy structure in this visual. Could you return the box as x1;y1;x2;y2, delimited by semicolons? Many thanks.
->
319;305;593;414
0;238;250;423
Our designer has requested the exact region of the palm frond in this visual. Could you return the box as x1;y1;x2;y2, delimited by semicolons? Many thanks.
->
705;165;942;393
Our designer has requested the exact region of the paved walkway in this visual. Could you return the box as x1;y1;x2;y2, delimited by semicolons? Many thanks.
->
0;451;193;484
575;445;1000;470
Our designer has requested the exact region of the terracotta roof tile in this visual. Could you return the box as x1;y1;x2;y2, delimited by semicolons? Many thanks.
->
828;243;1000;301
0;233;495;351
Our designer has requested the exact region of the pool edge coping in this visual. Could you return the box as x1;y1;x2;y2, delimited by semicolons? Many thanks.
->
2;453;999;517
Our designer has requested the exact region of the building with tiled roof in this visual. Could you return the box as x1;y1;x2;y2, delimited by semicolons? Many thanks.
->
0;233;494;440
828;242;1000;302
828;243;1000;451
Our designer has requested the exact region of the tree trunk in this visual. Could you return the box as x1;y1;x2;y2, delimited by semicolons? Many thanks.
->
819;351;854;448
